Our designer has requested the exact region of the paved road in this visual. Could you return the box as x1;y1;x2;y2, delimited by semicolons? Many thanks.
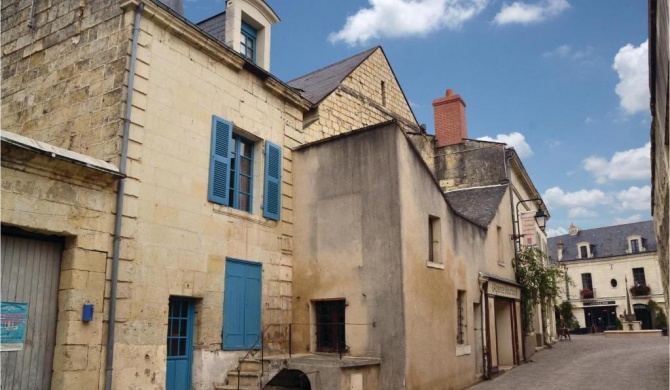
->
467;334;669;390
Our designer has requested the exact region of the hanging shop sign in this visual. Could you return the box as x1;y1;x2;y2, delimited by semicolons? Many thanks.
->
488;281;521;299
1;302;29;352
582;300;616;306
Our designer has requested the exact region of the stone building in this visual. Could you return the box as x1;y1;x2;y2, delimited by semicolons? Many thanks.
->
2;0;310;389
548;221;666;331
2;0;548;389
410;90;554;357
649;0;669;322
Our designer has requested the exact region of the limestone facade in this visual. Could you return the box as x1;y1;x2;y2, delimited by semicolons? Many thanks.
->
301;48;419;141
649;0;669;322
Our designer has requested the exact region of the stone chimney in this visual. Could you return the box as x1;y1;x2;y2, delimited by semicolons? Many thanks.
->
161;0;184;15
568;223;579;236
433;89;467;147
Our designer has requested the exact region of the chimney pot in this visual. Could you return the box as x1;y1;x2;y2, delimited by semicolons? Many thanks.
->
446;89;453;97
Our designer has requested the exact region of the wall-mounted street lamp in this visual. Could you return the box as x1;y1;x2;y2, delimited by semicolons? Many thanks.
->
511;198;546;244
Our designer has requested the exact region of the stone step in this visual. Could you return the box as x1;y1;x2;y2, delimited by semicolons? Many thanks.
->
239;359;263;372
226;371;261;388
214;384;258;390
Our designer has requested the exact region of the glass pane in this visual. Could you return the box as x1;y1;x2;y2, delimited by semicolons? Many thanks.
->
238;194;250;211
179;339;186;356
180;303;187;317
240;157;251;175
179;319;187;336
169;338;178;357
241;141;253;157
239;176;251;193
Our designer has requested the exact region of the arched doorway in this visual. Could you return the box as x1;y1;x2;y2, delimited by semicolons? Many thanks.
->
265;369;312;389
633;304;652;329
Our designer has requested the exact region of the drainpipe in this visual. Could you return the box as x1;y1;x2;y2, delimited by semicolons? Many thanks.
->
105;4;144;390
506;150;525;363
478;273;489;379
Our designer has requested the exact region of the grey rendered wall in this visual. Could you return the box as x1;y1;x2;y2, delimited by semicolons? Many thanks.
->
292;123;406;389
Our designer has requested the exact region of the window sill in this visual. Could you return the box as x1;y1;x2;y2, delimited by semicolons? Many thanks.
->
456;344;471;356
426;261;445;270
212;204;277;227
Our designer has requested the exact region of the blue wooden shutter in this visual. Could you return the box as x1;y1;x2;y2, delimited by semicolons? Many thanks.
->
208;116;232;205
263;141;281;220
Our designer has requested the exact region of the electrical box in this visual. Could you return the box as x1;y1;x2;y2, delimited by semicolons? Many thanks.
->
82;303;94;322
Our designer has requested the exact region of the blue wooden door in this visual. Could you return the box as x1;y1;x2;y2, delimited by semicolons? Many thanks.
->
166;297;195;390
224;259;262;350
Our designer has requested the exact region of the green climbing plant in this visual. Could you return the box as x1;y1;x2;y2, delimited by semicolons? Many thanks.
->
647;299;668;329
514;247;571;336
557;300;579;329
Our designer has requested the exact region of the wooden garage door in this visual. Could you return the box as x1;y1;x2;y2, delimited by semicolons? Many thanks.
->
1;234;62;390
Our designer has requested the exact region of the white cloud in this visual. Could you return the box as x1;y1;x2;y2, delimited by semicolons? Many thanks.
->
615;185;651;211
568;207;598;218
545;226;567;237
614;214;643;225
493;0;569;25
477;132;533;158
582;142;651;183
542;187;611;208
543;44;593;62
328;0;488;46
546;139;562;148
613;40;649;115
584;116;595;125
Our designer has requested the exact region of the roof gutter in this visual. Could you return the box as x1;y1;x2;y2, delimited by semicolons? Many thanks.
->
105;3;144;389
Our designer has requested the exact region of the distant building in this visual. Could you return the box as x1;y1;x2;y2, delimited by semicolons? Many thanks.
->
548;221;665;331
648;0;669;322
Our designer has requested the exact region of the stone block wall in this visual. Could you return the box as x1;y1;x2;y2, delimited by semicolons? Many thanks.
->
1;145;119;390
104;3;306;388
303;48;419;142
1;0;127;163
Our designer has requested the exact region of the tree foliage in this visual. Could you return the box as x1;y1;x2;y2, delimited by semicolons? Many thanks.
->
514;247;570;335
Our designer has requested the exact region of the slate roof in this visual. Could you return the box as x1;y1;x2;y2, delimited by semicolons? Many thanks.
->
287;47;379;105
197;11;226;43
444;185;508;229
547;221;657;262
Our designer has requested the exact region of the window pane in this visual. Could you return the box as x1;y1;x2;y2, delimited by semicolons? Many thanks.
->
240;141;252;158
239;194;250;211
239;175;251;193
169;338;178;357
179;339;186;356
240;158;252;175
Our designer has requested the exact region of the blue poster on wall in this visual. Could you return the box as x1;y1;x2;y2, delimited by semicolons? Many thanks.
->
1;302;29;352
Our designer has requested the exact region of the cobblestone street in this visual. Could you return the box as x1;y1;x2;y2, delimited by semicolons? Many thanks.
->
467;334;669;390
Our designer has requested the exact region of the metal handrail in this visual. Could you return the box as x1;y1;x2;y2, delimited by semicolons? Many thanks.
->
235;323;280;390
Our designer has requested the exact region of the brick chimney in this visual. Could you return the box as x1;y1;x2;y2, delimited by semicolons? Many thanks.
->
433;89;467;147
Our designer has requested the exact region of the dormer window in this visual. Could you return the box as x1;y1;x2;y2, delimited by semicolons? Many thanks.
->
240;21;257;62
577;242;593;259
626;235;645;254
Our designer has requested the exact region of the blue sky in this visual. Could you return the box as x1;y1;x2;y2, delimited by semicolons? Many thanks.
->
183;0;651;236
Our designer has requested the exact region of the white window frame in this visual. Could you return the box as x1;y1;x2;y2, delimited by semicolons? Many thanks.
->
626;235;645;254
577;242;592;259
